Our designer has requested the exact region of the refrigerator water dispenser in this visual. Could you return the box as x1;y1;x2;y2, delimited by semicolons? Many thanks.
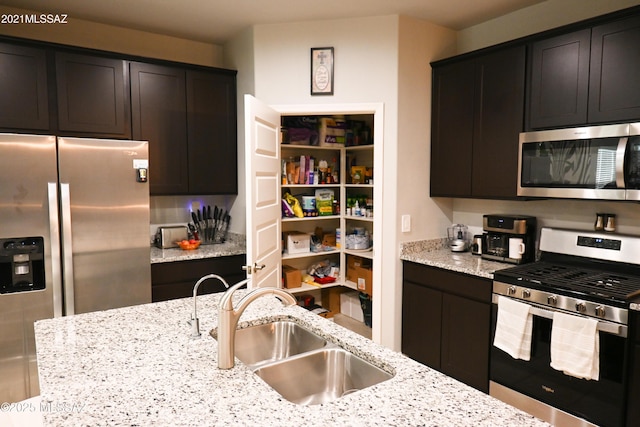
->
0;237;45;294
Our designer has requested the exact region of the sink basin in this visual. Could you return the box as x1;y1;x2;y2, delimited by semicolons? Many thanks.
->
233;321;327;367
253;348;393;405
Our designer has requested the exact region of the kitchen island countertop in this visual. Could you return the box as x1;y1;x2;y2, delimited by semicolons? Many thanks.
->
34;290;548;426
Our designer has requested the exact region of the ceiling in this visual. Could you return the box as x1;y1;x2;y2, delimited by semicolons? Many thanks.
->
4;0;546;44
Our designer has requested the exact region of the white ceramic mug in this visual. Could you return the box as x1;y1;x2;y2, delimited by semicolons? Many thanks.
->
508;237;525;259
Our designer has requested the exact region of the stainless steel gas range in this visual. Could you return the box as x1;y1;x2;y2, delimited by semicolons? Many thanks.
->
490;227;640;427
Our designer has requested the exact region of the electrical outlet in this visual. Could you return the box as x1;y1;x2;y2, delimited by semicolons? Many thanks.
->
191;201;201;212
401;214;411;232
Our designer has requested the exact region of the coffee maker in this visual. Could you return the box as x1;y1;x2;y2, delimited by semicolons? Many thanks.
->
481;214;536;264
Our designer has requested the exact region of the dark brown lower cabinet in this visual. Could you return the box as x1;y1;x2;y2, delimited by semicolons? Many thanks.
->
402;261;492;393
151;255;246;302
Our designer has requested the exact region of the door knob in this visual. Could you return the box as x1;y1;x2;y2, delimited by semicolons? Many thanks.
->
242;263;266;274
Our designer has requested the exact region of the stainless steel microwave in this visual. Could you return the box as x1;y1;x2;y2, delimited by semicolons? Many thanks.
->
518;122;640;201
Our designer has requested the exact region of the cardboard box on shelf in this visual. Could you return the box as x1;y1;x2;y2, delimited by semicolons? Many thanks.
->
340;290;364;322
346;255;371;283
282;264;302;288
283;231;310;254
322;233;336;247
321;287;342;312
355;265;373;296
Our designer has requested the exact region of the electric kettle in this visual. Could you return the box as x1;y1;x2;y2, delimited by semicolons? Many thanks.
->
447;224;469;252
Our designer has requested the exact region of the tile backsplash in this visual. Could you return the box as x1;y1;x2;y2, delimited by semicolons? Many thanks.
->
150;194;238;242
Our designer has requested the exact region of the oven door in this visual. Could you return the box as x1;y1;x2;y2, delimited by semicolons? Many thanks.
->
490;298;629;427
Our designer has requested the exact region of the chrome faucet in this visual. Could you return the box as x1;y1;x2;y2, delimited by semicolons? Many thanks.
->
217;279;296;369
188;274;230;338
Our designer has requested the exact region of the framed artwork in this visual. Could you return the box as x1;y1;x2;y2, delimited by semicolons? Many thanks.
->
310;47;334;95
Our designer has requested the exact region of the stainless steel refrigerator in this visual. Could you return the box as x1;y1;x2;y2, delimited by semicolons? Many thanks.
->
0;134;151;403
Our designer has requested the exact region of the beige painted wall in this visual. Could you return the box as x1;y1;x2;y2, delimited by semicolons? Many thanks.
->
395;16;456;350
0;5;224;67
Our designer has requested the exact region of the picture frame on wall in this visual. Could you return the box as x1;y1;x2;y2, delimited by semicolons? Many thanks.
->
310;47;334;95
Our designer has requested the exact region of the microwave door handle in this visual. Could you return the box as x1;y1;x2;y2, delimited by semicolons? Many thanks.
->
616;136;627;188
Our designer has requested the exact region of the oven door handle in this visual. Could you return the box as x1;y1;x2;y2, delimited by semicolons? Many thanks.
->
492;295;627;337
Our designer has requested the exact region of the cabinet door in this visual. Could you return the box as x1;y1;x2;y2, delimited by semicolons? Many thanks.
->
528;29;591;129
401;280;442;368
186;70;237;194
440;293;490;393
56;52;130;136
472;46;525;198
430;60;474;197
151;255;246;302
130;62;188;195
589;15;640;124
0;43;49;130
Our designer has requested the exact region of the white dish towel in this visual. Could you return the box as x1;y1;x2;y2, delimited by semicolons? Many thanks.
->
493;296;533;361
550;311;600;381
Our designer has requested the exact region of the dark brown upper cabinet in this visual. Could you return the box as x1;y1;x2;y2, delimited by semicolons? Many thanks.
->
130;62;189;195
56;52;130;137
430;59;474;197
528;29;591;129
131;62;238;196
431;45;525;199
0;42;50;131
186;70;237;195
528;14;640;129
589;14;640;124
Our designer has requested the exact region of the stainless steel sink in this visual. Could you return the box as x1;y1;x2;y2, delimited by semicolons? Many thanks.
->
254;348;393;405
232;320;327;368
212;320;394;405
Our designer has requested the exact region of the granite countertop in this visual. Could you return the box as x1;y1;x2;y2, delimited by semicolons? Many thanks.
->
400;238;514;279
34;291;548;427
151;233;246;264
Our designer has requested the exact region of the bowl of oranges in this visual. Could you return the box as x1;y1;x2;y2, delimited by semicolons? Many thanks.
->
176;239;201;250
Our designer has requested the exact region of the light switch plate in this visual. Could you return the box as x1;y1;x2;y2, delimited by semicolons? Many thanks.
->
401;214;411;232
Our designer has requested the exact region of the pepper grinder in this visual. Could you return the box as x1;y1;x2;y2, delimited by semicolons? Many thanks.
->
594;213;605;231
604;214;616;232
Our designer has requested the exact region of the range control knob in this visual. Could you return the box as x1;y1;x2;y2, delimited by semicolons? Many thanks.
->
547;295;558;305
508;286;516;296
522;289;531;298
576;302;587;313
595;305;606;317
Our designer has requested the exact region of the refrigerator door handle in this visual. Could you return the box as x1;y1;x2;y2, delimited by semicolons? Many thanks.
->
60;183;75;316
48;182;63;318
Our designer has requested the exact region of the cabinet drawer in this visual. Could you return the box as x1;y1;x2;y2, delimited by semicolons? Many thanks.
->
403;261;491;303
152;255;245;285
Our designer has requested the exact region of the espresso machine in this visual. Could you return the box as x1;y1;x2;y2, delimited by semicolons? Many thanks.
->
481;214;536;264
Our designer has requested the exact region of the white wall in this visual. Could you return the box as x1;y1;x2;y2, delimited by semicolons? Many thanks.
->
223;27;256;234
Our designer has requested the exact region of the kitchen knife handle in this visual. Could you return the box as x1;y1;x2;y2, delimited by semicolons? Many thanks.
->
60;183;76;316
48;183;63;318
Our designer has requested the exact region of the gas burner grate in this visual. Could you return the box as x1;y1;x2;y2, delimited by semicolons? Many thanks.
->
495;261;640;302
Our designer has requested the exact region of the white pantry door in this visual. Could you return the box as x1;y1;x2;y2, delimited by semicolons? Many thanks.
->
244;95;282;289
